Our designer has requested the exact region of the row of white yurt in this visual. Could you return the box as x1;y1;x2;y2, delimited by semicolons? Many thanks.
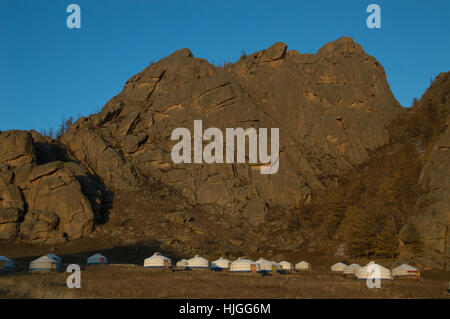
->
144;252;172;269
0;256;15;272
391;264;419;278
29;255;60;272
356;261;392;280
331;262;347;272
230;257;260;273
211;257;231;271
343;263;361;276
295;261;311;270
186;255;210;270
87;253;108;265
279;261;294;271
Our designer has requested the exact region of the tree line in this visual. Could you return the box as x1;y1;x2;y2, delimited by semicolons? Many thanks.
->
39;115;76;139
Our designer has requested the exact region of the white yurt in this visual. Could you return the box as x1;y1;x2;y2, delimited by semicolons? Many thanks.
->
391;264;420;278
46;253;62;265
279;261;294;271
144;252;172;269
356;261;392;281
211;257;232;271
0;256;15;272
256;258;281;272
295;261;311;271
175;259;187;269
343;263;361;276
230;257;260;273
87;253;108;265
186;255;210;270
331;262;347;272
29;255;60;272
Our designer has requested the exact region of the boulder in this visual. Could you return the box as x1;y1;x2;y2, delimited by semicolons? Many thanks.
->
0;130;105;243
0;131;35;167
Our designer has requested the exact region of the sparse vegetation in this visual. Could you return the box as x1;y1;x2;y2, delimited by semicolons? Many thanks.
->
0;266;447;299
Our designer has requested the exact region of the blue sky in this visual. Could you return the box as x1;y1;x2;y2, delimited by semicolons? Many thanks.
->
0;0;449;132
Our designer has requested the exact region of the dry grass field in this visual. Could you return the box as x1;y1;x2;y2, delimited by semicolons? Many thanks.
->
1;265;449;299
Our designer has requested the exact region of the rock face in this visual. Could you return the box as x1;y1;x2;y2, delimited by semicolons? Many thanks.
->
61;37;401;221
416;124;450;269
397;72;450;270
0;130;106;244
406;73;450;269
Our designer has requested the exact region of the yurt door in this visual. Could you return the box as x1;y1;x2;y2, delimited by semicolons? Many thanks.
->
164;259;169;270
100;258;105;264
251;264;257;274
51;263;57;271
0;260;4;270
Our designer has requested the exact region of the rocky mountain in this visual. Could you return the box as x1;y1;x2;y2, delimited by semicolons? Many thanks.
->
0;37;448;270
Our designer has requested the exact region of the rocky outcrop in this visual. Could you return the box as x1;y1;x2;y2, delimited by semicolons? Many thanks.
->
415;123;450;269
0;130;106;244
60;37;401;225
399;72;450;270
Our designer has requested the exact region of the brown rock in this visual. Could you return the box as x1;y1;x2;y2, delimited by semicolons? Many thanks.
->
0;131;35;167
0;223;18;240
0;207;21;224
243;200;267;227
0;130;105;243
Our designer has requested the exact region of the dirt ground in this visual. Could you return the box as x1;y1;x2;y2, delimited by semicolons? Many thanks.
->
1;240;449;299
0;265;449;299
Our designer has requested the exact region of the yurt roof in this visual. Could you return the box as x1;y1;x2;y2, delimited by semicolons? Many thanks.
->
392;264;417;271
256;257;268;262
46;254;61;262
31;256;57;264
0;256;13;262
188;255;209;262
346;263;361;269
332;262;347;267
144;253;171;264
232;257;255;264
296;261;310;266
213;257;231;263
279;261;292;266
88;253;106;259
147;252;170;259
359;262;390;272
256;257;278;264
